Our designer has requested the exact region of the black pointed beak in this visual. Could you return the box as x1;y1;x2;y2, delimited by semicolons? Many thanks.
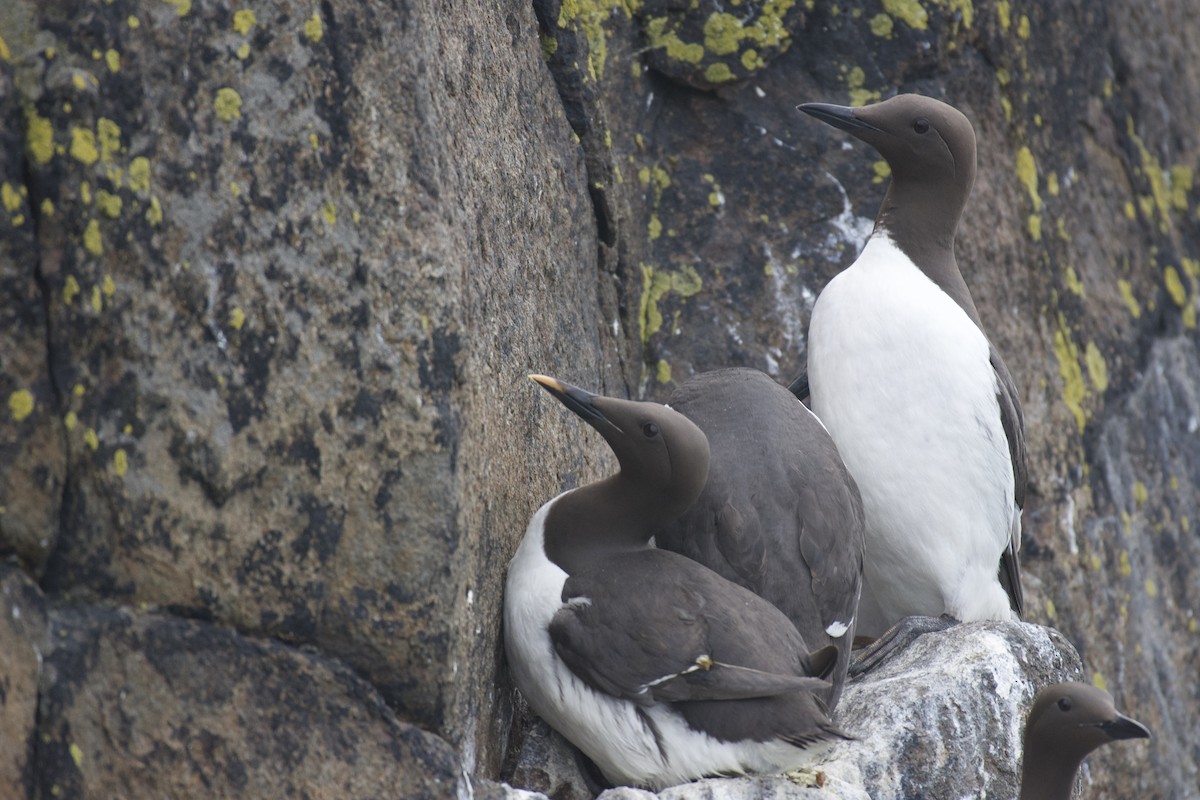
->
797;102;884;134
529;374;622;433
1096;712;1152;741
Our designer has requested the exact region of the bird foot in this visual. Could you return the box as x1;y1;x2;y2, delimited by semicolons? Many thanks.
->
849;614;958;678
784;767;826;788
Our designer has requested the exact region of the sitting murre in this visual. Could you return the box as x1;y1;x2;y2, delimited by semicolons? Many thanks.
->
1019;682;1151;800
798;95;1027;669
656;368;865;710
504;374;850;790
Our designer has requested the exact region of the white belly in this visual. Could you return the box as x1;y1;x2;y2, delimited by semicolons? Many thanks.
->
807;236;1017;635
504;495;825;789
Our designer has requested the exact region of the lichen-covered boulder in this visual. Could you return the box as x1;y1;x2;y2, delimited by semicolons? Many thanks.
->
0;0;618;779
36;604;463;799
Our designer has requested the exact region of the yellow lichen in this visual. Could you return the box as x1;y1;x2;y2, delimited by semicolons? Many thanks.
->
127;157;151;192
1;182;20;212
146;196;163;225
1164;265;1187;307
0;35;10;62
645;17;704;65
882;0;927;30
1118;550;1131;577
1046;171;1059;197
872;160;891;184
128;15;140;28
704;13;743;56
103;275;116;297
940;0;973;27
870;13;894;36
64;411;78;431
640;264;670;342
996;0;1010;28
648;214;662;240
230;307;246;330
81;181;92;205
1169;165;1192;211
1127;118;1172;232
322;200;337;225
236;42;251;59
1016;13;1030;38
70;128;99;166
1015;146;1041;208
84;428;99;450
672;265;703;297
63;275;80;305
700;62;729;83
41;198;54;216
1052;316;1086;432
113;449;128;478
740;49;763;70
1027;214;1041;241
1091;671;1107;691
656;359;672;383
214;87;242;122
1084;341;1107;392
233;9;257;35
1045;598;1056;619
1133;480;1148;505
1065;265;1083;296
97;118;121;162
1145;578;1157;598
83;219;102;256
90;286;102;312
96;190;122;218
8;389;35;422
105;49;121;73
162;0;192;16
304;11;324;42
1056;217;1071;242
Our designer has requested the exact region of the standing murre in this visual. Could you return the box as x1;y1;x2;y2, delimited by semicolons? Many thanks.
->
505;374;850;791
656;368;865;710
1019;682;1151;800
798;94;1027;667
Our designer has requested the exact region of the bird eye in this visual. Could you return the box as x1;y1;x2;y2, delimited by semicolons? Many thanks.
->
913;118;930;134
642;422;660;438
1057;697;1072;712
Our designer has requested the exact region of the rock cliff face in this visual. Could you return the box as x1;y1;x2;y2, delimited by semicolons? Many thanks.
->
1;0;1197;798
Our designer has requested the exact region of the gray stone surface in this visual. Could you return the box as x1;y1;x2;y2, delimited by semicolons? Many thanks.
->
0;0;617;781
35;603;463;799
0;564;46;794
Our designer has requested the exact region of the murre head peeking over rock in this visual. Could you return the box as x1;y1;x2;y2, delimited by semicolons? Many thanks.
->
1020;681;1151;800
504;375;849;790
798;94;1028;673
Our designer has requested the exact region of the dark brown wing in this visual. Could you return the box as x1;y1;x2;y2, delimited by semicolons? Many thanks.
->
991;345;1027;618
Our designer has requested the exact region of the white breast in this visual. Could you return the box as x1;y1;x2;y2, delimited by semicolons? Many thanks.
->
504;494;827;789
807;235;1018;635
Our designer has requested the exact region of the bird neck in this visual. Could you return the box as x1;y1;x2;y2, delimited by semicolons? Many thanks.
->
1018;748;1083;800
543;473;676;575
874;179;983;329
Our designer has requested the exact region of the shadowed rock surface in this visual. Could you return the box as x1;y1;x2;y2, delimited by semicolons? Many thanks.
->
2;0;1198;797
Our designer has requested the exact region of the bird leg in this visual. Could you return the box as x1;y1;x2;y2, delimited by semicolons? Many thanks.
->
849;614;958;678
